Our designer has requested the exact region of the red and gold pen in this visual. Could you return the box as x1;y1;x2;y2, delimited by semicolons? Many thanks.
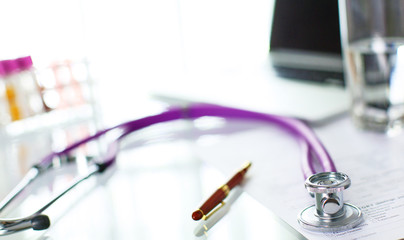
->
192;162;252;221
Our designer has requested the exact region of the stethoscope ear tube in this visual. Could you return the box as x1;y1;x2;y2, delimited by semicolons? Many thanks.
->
0;214;50;235
0;103;360;235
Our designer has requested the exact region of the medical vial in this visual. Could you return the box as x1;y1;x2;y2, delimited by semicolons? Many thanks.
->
0;63;11;125
16;56;45;115
1;59;30;121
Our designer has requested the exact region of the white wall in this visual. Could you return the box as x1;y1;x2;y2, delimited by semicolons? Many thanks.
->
0;0;275;123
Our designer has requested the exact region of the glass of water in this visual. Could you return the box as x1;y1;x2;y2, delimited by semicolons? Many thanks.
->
339;0;404;133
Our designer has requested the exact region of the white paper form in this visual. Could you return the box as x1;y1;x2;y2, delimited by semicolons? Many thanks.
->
192;117;404;239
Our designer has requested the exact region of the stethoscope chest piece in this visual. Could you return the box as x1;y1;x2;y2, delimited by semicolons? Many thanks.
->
298;172;363;232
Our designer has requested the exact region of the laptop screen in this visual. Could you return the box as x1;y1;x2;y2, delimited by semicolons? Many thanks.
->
270;0;344;85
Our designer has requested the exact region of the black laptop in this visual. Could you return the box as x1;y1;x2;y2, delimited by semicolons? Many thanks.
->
269;0;344;85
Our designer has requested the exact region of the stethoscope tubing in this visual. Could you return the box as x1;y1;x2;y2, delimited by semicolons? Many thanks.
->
40;103;336;177
0;103;338;235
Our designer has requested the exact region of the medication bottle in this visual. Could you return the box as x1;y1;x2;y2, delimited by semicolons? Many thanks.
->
0;63;11;125
1;59;30;121
16;56;45;115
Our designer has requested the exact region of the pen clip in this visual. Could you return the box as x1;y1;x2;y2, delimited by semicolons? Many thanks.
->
193;187;243;237
194;201;230;237
202;201;226;221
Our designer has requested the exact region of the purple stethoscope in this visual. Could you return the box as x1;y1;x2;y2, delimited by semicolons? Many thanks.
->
0;103;362;235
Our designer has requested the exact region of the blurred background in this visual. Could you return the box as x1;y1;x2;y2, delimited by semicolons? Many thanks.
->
0;0;274;124
0;0;344;239
0;0;276;194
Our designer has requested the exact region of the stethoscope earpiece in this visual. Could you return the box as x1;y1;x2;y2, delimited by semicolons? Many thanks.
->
298;172;363;232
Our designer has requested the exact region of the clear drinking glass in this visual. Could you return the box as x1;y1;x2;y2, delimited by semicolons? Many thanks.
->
339;0;404;133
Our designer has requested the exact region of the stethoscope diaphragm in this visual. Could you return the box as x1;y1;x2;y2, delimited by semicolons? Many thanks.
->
298;172;363;232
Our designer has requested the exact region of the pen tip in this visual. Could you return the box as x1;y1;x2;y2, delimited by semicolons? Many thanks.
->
192;210;203;221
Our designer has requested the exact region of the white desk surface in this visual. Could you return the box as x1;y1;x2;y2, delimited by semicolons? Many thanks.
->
2;111;404;239
0;118;306;240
